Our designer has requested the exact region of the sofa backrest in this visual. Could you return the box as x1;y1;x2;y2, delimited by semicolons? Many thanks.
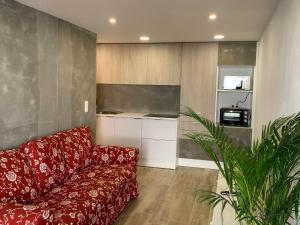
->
20;134;67;195
57;126;93;176
0;149;39;203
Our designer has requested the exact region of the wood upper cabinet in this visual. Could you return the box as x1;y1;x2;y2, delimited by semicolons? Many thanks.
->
97;44;147;84
180;43;218;136
146;43;181;85
121;44;148;84
96;43;181;85
218;42;257;65
97;44;121;84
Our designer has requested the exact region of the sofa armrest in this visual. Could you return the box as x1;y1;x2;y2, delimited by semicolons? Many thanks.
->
0;203;52;225
91;145;139;167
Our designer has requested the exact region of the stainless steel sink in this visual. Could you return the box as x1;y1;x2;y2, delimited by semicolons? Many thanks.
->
99;111;123;115
144;113;179;118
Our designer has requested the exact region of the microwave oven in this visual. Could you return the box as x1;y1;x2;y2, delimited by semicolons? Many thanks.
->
220;108;251;127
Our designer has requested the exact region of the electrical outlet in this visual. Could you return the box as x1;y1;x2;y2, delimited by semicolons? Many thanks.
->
84;101;88;112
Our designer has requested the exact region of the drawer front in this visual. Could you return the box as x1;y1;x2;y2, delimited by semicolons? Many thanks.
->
142;119;177;140
140;138;177;169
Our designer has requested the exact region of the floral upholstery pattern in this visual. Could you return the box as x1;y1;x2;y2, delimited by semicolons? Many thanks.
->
0;203;52;225
21;135;67;195
0;126;139;225
30;163;137;224
70;164;139;200
57;126;93;176
91;146;139;169
0;149;38;204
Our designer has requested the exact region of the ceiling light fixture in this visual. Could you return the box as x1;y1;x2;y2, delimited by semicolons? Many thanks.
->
140;36;150;41
214;34;224;40
209;13;217;20
109;17;117;24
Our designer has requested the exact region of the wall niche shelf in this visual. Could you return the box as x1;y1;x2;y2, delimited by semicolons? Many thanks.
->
215;65;255;125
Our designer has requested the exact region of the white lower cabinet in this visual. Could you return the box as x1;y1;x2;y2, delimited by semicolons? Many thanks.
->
140;139;177;169
114;117;142;149
96;116;115;146
142;119;177;140
96;115;178;169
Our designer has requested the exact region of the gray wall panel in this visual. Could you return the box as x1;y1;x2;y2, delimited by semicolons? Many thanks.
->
0;0;96;149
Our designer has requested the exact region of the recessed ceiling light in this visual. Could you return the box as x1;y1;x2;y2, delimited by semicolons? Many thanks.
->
140;36;150;41
209;14;217;20
109;17;117;24
214;34;224;40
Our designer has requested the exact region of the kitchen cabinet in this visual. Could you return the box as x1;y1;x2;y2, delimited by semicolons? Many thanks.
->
97;44;148;84
96;116;115;145
121;44;148;84
96;43;181;85
146;43;181;85
114;117;142;149
218;42;257;66
96;44;122;84
141;118;178;169
142;118;177;141
141;139;177;169
96;114;178;169
180;43;218;137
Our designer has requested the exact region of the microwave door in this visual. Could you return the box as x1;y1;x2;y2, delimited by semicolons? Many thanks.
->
223;112;241;121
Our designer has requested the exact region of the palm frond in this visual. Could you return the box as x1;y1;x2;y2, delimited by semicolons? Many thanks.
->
182;107;300;225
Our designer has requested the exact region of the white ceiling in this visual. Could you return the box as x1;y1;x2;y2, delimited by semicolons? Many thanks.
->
16;0;279;43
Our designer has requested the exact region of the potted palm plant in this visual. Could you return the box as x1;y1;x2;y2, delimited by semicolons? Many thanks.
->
183;107;300;225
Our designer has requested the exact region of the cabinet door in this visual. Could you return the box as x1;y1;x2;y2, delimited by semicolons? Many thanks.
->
97;44;147;84
180;43;218;137
146;43;182;85
142;119;178;141
121;44;147;84
114;117;142;149
97;44;122;84
218;42;257;66
96;116;115;145
141;139;177;169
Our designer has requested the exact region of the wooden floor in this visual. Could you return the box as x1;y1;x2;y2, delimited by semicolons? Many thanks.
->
114;166;218;225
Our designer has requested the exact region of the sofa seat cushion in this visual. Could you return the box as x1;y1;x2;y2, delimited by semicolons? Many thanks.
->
34;197;105;225
70;164;134;183
33;179;124;225
57;126;93;176
21;134;67;195
0;203;52;224
0;149;39;203
30;164;135;225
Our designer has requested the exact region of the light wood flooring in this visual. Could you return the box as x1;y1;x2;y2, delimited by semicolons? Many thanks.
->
114;166;218;225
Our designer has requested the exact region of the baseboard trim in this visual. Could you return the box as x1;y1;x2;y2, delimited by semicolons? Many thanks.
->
177;158;220;170
138;160;176;170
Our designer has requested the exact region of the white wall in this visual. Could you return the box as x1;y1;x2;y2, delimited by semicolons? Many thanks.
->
253;0;300;139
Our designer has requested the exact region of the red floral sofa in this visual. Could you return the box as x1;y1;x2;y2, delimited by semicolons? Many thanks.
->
0;126;139;225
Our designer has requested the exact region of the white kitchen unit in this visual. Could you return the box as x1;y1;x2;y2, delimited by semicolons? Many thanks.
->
114;117;142;149
96;116;115;146
96;113;178;169
141;118;178;169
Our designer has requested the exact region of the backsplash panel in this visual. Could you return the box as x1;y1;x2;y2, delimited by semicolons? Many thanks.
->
97;84;180;114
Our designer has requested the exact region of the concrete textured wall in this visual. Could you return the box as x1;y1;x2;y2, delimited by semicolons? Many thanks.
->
253;0;300;139
0;0;96;149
